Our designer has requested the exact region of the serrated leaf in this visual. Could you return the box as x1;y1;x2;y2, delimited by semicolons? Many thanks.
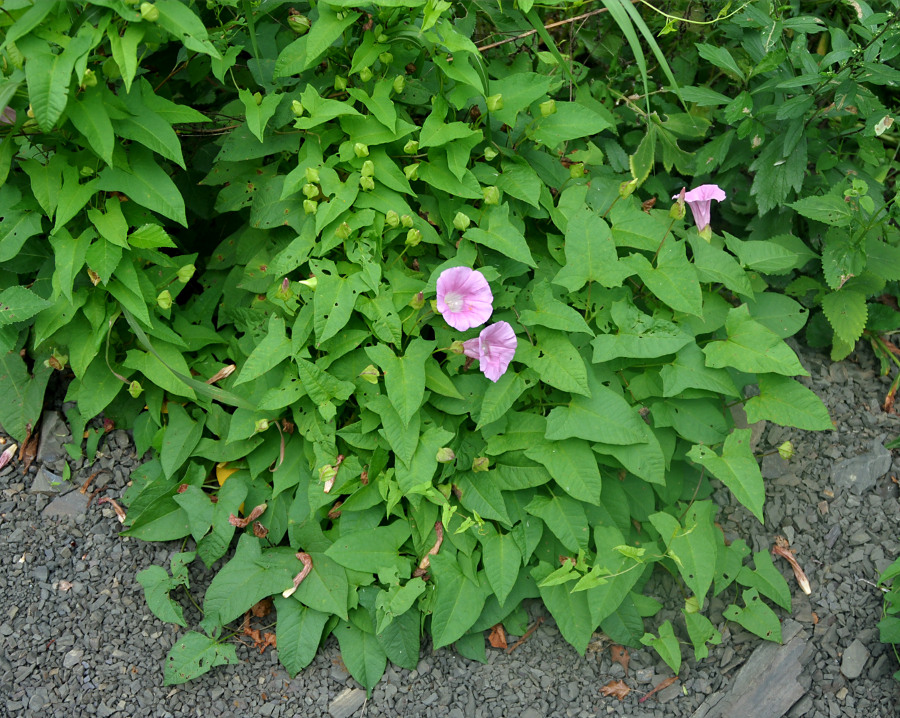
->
789;194;853;227
821;289;867;346
164;632;238;686
723;588;782;642
0;285;52;326
744;374;832;430
687;429;764;523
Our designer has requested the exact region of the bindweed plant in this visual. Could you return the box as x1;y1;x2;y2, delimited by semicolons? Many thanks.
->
878;555;900;680
0;0;842;688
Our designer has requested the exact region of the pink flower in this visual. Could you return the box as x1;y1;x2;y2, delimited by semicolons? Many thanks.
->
0;107;16;126
463;321;517;382
436;266;493;331
673;184;726;232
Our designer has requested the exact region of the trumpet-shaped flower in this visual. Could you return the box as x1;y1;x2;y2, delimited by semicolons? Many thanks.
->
463;321;517;382
674;184;726;233
436;266;493;331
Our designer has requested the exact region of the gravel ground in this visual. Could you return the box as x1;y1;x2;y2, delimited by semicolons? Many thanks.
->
2;341;900;718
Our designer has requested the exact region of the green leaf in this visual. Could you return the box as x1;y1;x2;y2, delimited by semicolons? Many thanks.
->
703;305;807;376
22;34;91;132
531;101;613;147
234;315;292;386
481;533;522;607
155;0;222;58
519;281;593;335
531;561;594;654
519;330;590;396
310;260;366;346
292;552;350;620
525;439;602;504
430;552;487;649
464;204;536;267
325;521;410;576
334;621;387;692
723;588;782;643
545;376;646;445
66;87;115;166
687;429;764;523
684;611;722;661
394;425;454;493
68;354;125;420
114;108;186;169
275;5;360;77
0;211;43;263
368;395;419;465
744;292;808;338
97;147;187;226
164;632;238;686
0;285;52;326
661;344;740;398
240;89;283;142
376;607;420;670
525;491;589;552
821;289;867;346
553;207;623;292
476;370;530;430
107;24;144;93
744;374;832;430
365;339;433;426
87;198;129;249
455;471;512;525
160;404;205;479
696;43;745;80
789;194;853;227
136;565;187;627
648;501;716;605
497;160;542;208
736;551;791;611
592;300;692;362
689;237;754;296
640;620;682;674
273;598;329;678
630;241;702;316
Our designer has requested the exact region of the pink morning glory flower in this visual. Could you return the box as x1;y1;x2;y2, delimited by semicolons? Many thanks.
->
463;321;517;382
673;184;726;233
0;107;16;125
436;266;493;331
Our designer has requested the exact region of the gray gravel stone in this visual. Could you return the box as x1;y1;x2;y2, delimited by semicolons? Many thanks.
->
62;648;83;669
30;466;61;495
839;639;870;679
36;411;68;465
830;440;892;495
41;488;89;518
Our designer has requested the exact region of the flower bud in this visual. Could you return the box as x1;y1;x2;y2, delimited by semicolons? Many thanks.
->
619;178;638;198
385;210;400;228
378;52;393;65
44;349;68;371
669;191;686;220
436;447;456;463
335;222;351;240
79;166;94;178
403;139;419;154
403;163;419;181
453;211;471;231
359;66;373;82
156;289;173;310
334;75;347;91
359;175;375;191
400;214;414;228
359;365;380;384
304;166;319;184
778;441;794;461
405;228;422;246
176;264;195;283
354;142;369;158
472;456;490;473
377;33;389;43
303;199;318;214
275;277;293;301
392;75;406;94
482;186;500;205
291;100;304;116
140;2;159;21
252;91;263;106
569;162;585;179
288;13;310;34
26;104;34;119
483;146;498;161
485;93;504;112
361;159;375;177
409;291;425;310
540;99;557;117
298;276;318;290
128;380;143;398
302;183;318;199
81;69;97;89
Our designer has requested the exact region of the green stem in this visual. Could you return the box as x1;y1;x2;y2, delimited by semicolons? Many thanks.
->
652;217;678;266
242;0;260;61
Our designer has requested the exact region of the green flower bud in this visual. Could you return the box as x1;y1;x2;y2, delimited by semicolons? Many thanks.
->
298;276;318;290
359;365;380;384
403;140;419;155
778;441;794;460
482;186;500;205
302;183;319;199
359;175;375;191
291;100;304;116
304;166;319;184
453;212;471;232
359;66;373;82
318;463;338;483
405;228;422;246
176;264;195;283
81;69;97;89
400;214;414;228
44;348;68;372
392;75;406;94
409;291;425;310
569;162;585;179
275;277;293;301
157;289;173;310
539;99;557;117
140;2;159;22
361;159;375;177
472;456;490;473
304;199;318;214
128;380;143;398
404;163;419;181
335;221;351;240
255;419;270;433
449;340;465;355
483;146;498;161
377;33;389;43
485;93;504;112
436;447;456;463
385;210;400;228
430;299;439;314
334;75;348;91
79;166;94;178
253;91;263;106
379;52;393;65
288;13;310;34
619;178;638;198
354;142;369;158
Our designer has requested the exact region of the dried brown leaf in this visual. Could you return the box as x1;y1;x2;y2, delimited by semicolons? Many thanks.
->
639;677;677;704
251;598;273;618
600;680;630;700
488;624;507;649
610;644;629;676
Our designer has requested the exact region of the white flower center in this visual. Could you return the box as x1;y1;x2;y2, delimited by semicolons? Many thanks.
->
444;292;464;312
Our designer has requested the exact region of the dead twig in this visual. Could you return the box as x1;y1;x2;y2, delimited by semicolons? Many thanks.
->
505;617;544;654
